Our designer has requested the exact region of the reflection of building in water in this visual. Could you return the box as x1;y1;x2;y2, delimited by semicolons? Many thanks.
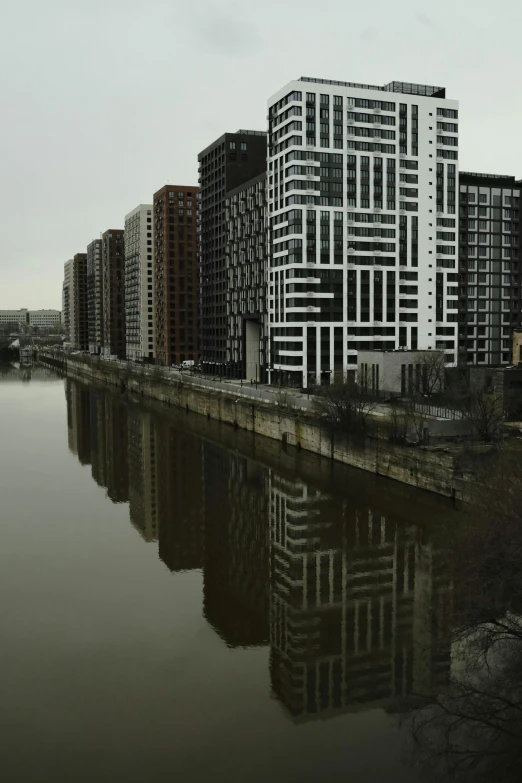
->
155;425;204;572
203;444;269;647
62;380;451;716
269;474;451;722
89;390;107;490
85;388;129;503
104;394;129;503
65;380;91;466
127;407;158;542
0;365;57;382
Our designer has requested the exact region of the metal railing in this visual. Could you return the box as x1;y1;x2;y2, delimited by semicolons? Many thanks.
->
410;399;464;420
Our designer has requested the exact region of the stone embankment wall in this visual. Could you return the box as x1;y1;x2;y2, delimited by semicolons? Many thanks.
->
40;354;482;500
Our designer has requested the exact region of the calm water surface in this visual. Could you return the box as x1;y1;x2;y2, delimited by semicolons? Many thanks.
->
0;364;454;782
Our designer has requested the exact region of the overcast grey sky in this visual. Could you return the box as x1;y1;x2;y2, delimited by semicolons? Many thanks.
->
1;0;520;309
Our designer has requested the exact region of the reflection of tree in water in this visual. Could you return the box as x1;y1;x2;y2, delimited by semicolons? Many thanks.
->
409;449;522;782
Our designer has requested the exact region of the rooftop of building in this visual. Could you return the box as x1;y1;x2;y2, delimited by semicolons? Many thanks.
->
236;129;267;136
358;348;443;355
124;203;153;221
298;77;446;98
460;171;521;187
101;228;124;236
152;184;198;199
198;130;267;160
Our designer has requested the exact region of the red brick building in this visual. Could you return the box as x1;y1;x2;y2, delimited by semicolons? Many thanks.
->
153;185;199;366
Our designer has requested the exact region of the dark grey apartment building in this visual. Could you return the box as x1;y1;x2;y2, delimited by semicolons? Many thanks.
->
101;229;126;358
87;239;103;354
225;172;268;381
70;253;88;351
198;130;267;373
458;172;521;366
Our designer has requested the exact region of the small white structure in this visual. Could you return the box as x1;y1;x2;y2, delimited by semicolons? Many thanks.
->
357;349;446;396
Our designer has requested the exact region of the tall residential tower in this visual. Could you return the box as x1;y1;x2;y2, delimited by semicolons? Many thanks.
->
62;260;72;341
198;131;267;373
267;78;459;387
153;185;199;366
124;204;154;362
101;229;125;358
87;239;104;354
458;172;521;366
70;253;88;350
225;172;268;381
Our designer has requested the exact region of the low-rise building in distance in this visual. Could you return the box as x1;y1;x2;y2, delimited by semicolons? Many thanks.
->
0;309;61;332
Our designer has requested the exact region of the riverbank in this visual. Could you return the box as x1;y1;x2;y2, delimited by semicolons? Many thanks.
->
39;353;490;500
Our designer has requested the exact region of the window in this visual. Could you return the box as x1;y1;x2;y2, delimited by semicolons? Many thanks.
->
241;142;247;151
437;108;458;119
229;141;236;150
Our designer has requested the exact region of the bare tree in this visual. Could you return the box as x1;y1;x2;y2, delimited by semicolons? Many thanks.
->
461;389;505;443
2;322;19;336
387;403;410;443
386;399;431;445
313;377;379;436
416;351;447;397
407;449;522;782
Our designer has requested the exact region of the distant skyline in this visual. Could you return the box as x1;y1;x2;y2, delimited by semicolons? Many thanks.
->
2;0;522;308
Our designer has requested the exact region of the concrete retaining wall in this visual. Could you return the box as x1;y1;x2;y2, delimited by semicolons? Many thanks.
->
40;354;479;500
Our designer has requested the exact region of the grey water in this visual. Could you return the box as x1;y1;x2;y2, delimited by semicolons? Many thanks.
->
0;365;454;782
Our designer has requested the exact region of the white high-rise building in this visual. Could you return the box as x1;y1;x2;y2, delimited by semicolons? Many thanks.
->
62;260;72;341
124;204;154;361
267;78;459;387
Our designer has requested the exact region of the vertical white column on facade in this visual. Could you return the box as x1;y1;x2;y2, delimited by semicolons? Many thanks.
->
343;263;348;378
315;321;321;383
302;328;308;387
312;208;318;267
356;267;361;324
329;325;334;379
329;212;334;266
369;267;374;323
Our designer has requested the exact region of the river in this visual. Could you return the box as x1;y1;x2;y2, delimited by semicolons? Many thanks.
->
0;364;456;782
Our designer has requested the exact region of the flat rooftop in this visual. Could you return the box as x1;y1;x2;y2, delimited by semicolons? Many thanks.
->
299;77;446;98
460;171;515;181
